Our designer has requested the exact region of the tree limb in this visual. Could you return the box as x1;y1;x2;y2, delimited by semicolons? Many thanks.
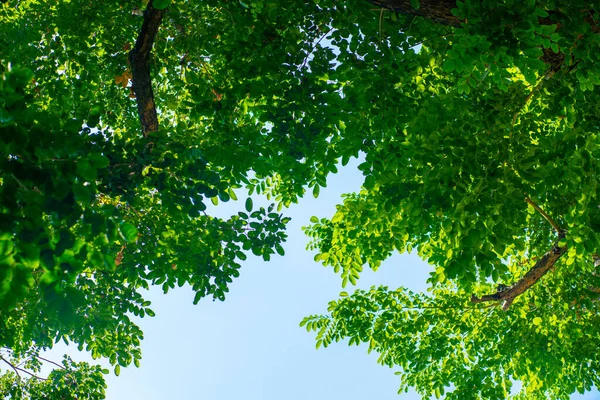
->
365;0;462;27
129;0;166;137
366;0;573;71
0;356;47;381
525;196;562;234
471;234;567;310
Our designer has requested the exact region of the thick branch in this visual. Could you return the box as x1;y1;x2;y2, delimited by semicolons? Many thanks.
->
366;0;570;71
129;0;166;137
471;236;567;310
367;0;461;27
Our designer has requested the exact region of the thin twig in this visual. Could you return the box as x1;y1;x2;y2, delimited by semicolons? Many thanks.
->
379;8;385;43
1;356;22;379
299;28;334;71
525;196;562;233
0;356;47;381
34;354;66;370
510;70;556;129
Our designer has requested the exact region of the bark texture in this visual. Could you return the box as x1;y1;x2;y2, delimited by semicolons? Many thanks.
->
471;236;567;310
367;0;461;26
366;0;575;71
129;1;166;137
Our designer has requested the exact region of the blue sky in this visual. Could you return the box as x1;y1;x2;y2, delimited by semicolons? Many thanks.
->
46;159;600;400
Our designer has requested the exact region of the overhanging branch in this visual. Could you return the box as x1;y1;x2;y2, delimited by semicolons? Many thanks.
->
366;0;573;71
366;0;462;27
129;0;166;137
471;234;567;310
471;198;565;310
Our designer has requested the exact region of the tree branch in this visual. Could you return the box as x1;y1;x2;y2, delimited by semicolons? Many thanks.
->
0;356;47;381
365;0;575;71
365;0;462;27
525;196;562;234
471;234;567;310
129;0;166;137
35;354;65;370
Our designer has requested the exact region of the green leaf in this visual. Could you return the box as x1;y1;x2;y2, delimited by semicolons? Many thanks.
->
0;240;14;256
313;185;320;198
331;213;344;224
88;153;109;168
119;222;138;243
76;159;97;182
73;183;94;204
310;216;319;223
245;197;253;212
153;0;171;10
275;243;285;256
443;59;454;73
87;248;104;267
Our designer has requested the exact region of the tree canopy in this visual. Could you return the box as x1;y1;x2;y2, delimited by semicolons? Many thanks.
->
1;0;600;398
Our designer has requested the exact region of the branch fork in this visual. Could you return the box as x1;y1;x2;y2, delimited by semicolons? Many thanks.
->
471;197;566;310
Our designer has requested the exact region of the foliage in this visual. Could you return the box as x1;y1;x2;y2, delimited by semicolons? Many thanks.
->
1;0;600;398
301;0;600;398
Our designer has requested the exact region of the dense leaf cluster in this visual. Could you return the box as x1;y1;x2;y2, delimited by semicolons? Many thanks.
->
1;0;600;398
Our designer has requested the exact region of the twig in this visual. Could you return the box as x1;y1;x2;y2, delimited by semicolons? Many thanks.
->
35;354;65;370
0;356;47;381
379;8;385;43
509;70;556;147
517;254;539;266
1;356;22;379
524;196;562;233
299;28;333;71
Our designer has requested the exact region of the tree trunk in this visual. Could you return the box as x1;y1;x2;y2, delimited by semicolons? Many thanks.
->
129;1;165;137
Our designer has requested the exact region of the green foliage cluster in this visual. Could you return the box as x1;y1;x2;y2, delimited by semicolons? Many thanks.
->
301;0;600;398
303;280;600;398
0;58;290;393
1;0;600;398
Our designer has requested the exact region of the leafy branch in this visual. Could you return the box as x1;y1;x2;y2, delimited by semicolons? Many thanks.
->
0;355;47;381
471;198;566;310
